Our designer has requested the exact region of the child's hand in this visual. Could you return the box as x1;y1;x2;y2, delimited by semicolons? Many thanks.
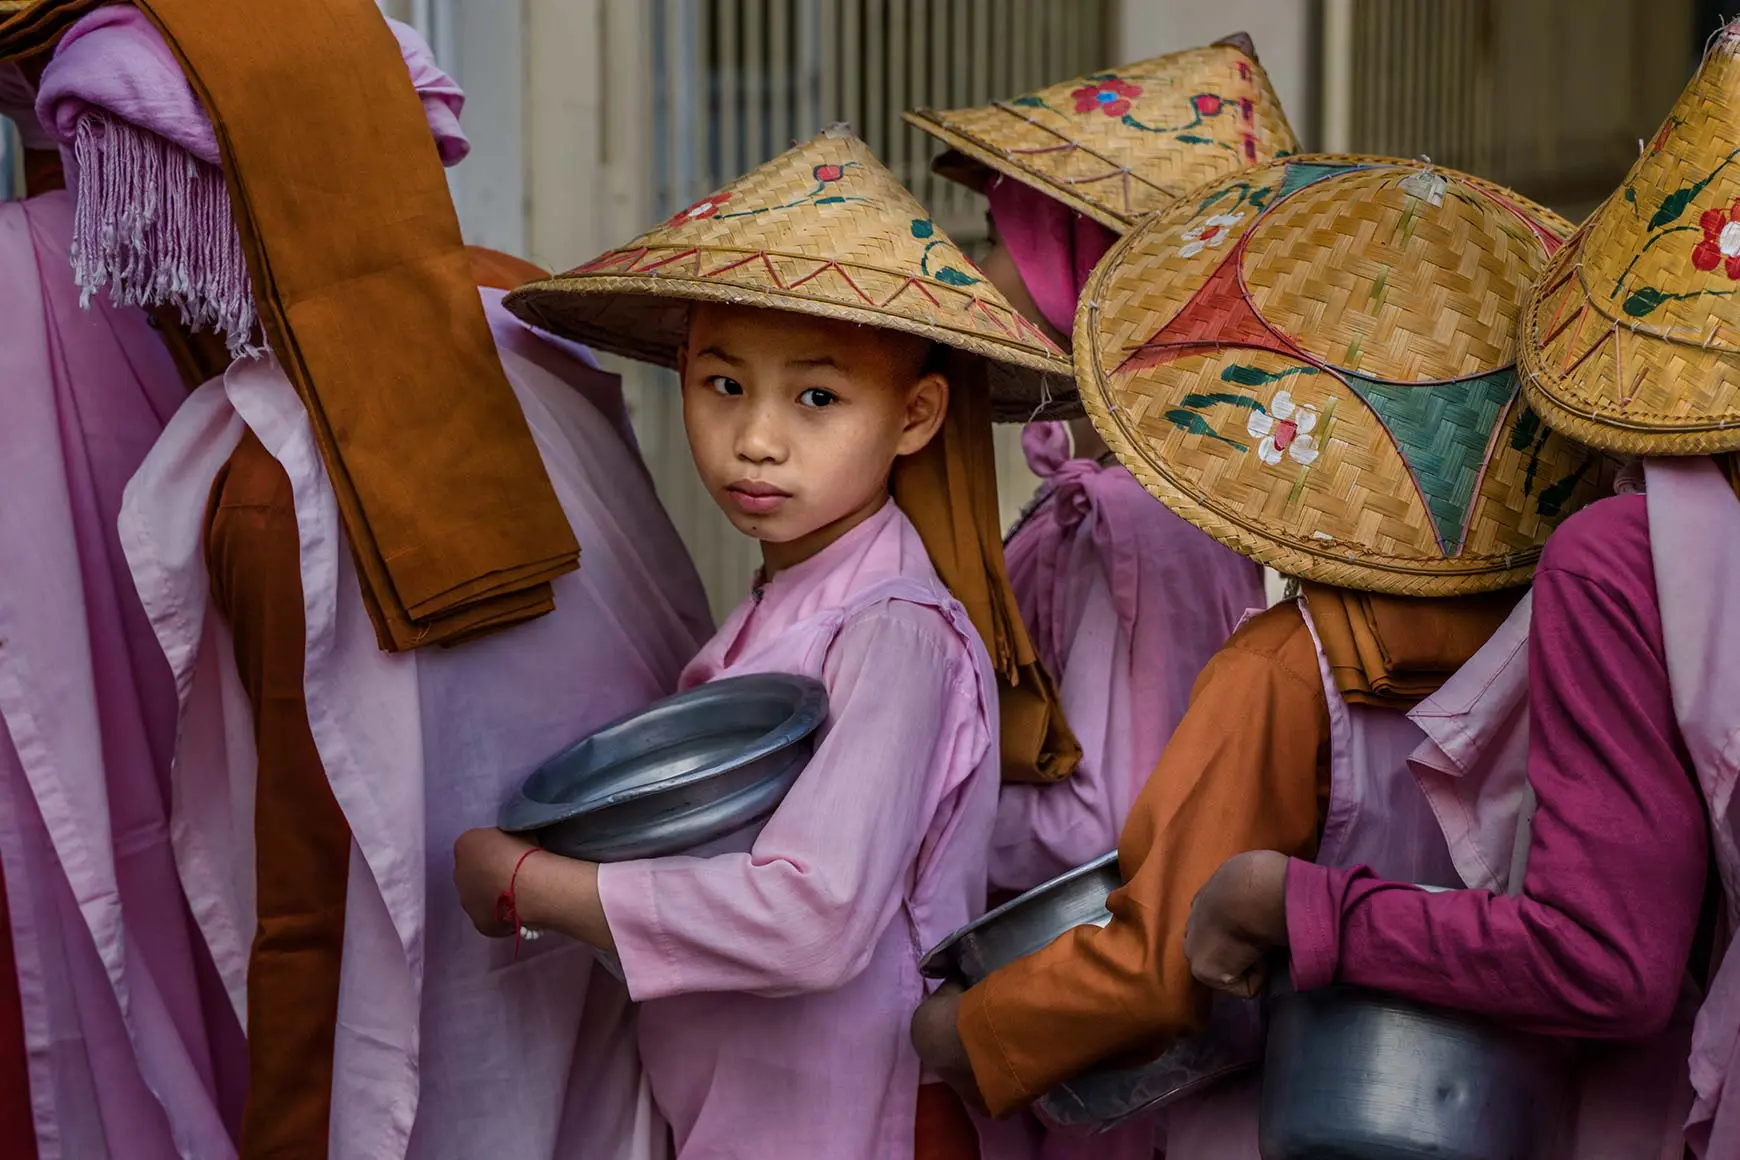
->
1183;850;1290;998
910;982;986;1113
453;827;539;938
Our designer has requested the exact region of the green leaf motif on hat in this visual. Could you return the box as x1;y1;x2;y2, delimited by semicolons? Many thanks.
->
934;267;979;286
1647;149;1738;230
1163;408;1249;450
910;219;935;239
1343;369;1518;554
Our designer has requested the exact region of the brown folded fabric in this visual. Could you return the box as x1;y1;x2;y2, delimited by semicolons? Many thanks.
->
914;1083;981;1160
1300;581;1525;711
1;0;581;654
1721;451;1740;502
205;430;352;1160
892;354;1080;784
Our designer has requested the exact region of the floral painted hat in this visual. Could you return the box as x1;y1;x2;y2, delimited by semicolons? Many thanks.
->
1520;23;1740;454
507;125;1075;418
1076;155;1606;596
904;33;1300;231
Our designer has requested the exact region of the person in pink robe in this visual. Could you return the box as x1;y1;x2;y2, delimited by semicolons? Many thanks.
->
455;304;1002;1160
22;8;709;1160
983;177;1266;895
0;59;245;1160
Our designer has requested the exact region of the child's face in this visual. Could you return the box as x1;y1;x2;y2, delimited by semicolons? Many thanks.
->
680;304;948;569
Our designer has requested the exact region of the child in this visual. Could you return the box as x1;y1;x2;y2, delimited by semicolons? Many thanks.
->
455;126;1077;1160
909;155;1607;1159
1187;29;1740;1156
904;36;1291;895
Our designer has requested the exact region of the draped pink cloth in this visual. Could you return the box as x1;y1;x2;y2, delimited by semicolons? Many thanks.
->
0;189;245;1160
995;425;1265;893
119;291;711;1160
985;177;1116;338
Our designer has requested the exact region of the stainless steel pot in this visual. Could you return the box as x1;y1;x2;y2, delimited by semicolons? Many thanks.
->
921;853;1123;983
499;673;829;862
921;852;1265;1130
1259;984;1569;1160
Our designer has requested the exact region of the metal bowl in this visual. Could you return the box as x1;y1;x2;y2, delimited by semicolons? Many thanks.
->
921;852;1264;1129
1259;985;1569;1160
498;673;829;862
1037;992;1266;1131
920;852;1123;983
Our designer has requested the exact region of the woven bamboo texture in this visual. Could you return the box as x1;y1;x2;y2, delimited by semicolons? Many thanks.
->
1519;24;1740;454
507;126;1076;420
904;38;1299;231
1076;154;1604;596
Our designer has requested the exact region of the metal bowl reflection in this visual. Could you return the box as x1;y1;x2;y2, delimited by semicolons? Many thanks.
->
1259;985;1567;1160
921;853;1123;983
499;673;829;862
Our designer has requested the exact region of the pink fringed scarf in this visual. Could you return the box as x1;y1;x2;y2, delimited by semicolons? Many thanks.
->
33;5;468;356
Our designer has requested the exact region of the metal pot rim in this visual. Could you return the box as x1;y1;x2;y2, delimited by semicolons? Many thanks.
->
920;850;1120;979
498;672;829;833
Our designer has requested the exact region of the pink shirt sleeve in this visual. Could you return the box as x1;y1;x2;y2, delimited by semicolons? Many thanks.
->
990;559;1128;891
598;601;976;1001
1286;495;1709;1039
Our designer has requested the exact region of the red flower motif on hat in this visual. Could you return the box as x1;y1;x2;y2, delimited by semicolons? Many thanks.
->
669;193;732;226
1692;199;1740;279
1072;76;1143;117
1192;94;1223;117
813;163;845;183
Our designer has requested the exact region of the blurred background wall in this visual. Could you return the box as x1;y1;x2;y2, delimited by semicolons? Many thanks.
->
4;1;1706;616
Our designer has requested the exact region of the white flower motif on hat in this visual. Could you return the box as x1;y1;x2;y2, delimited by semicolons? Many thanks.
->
1246;389;1319;466
1179;212;1244;258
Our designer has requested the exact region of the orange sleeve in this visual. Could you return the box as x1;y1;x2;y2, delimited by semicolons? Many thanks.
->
957;603;1330;1116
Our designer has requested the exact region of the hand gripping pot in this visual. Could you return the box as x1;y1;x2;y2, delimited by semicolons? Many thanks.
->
920;853;1266;1131
1260;885;1569;1160
1259;982;1570;1160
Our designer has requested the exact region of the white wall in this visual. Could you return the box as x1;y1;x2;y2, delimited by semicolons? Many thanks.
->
1118;0;1316;147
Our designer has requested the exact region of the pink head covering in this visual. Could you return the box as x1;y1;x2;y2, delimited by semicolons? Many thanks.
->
984;174;1117;338
28;5;467;354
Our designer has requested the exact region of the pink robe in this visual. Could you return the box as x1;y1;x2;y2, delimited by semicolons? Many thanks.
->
118;290;713;1160
0;188;245;1160
997;424;1264;893
1286;461;1737;1157
597;501;1001;1159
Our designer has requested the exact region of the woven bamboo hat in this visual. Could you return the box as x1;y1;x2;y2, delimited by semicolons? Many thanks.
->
1520;25;1740;454
1077;155;1605;596
904;33;1299;231
507;125;1075;418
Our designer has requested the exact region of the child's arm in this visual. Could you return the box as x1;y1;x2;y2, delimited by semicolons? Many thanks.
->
452;828;616;950
591;602;976;1000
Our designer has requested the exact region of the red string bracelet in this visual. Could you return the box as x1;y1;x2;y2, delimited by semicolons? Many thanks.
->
494;847;543;961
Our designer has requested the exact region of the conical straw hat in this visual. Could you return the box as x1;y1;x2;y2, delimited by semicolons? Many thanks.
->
1520;24;1740;454
507;126;1075;419
1077;155;1606;596
904;34;1299;231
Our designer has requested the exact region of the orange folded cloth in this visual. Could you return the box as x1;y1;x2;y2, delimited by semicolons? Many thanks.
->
0;0;579;653
893;355;1080;784
1301;581;1525;711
